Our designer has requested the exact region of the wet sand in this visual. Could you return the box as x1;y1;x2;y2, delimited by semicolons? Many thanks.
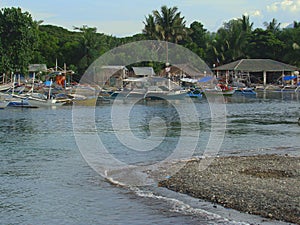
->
158;154;300;224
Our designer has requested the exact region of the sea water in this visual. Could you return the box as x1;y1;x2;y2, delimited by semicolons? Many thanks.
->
0;92;299;224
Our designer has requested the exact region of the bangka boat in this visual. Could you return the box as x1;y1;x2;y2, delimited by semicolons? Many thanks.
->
119;77;187;100
234;87;257;97
119;86;187;100
7;96;34;108
203;85;235;97
0;100;9;109
25;93;66;107
186;88;203;99
0;82;14;92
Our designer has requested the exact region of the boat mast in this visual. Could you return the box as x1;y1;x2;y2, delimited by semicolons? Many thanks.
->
48;79;52;99
29;72;35;94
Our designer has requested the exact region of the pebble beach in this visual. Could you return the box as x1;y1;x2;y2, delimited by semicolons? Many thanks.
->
158;154;300;224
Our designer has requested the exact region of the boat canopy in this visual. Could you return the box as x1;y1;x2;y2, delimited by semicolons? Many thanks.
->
283;75;298;81
198;76;214;83
180;78;198;83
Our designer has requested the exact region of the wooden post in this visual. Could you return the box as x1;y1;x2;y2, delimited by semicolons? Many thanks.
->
263;71;267;86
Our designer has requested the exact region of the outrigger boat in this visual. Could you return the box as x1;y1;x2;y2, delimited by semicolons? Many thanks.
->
118;77;187;100
0;99;9;109
234;87;257;97
203;84;235;97
186;88;203;99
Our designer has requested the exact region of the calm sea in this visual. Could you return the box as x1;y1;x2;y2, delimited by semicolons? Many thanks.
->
1;91;299;225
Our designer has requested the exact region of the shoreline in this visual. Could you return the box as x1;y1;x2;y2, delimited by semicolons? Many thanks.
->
158;154;300;224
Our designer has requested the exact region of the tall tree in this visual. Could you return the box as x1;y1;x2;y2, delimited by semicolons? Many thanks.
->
248;28;284;59
184;21;209;59
212;15;253;64
279;25;300;66
143;5;188;65
0;7;38;74
143;5;187;43
74;25;100;74
264;18;281;33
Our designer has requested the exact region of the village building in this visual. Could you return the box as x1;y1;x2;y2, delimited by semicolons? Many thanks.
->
212;59;299;88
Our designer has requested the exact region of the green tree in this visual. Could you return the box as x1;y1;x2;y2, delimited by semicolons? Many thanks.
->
143;5;188;65
212;15;252;64
279;25;300;66
184;21;209;60
264;18;281;33
74;25;101;74
143;5;187;44
0;7;39;74
248;28;284;59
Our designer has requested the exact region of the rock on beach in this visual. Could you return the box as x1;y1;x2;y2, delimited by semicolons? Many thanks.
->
158;154;300;224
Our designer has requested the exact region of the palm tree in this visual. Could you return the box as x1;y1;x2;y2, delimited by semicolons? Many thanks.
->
293;21;300;29
213;16;252;64
74;25;99;72
143;15;158;40
143;5;187;63
241;15;253;33
143;5;187;43
264;18;281;33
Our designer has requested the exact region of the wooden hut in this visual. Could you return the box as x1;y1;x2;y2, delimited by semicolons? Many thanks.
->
212;59;298;87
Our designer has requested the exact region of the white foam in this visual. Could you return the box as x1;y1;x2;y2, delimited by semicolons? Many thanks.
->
131;187;249;225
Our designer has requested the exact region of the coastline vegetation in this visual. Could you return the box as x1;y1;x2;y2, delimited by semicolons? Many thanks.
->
1;6;300;78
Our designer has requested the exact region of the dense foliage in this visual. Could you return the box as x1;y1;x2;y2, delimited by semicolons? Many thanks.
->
0;7;38;74
1;6;300;78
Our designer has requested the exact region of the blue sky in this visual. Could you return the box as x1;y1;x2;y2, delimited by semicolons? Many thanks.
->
1;0;300;36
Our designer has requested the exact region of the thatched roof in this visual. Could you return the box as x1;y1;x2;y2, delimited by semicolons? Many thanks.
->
213;59;298;72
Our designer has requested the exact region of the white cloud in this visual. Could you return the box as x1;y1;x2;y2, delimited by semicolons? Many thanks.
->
245;10;261;17
267;0;300;12
57;20;143;37
281;22;291;28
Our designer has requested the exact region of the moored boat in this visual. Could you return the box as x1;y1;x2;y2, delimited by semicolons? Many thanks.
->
26;97;65;107
0;82;14;92
186;88;203;99
203;86;235;97
0;100;9;109
234;87;257;97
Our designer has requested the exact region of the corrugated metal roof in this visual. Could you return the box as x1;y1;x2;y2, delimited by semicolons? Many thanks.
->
213;59;298;72
132;67;155;76
101;65;128;70
172;63;211;77
28;64;47;72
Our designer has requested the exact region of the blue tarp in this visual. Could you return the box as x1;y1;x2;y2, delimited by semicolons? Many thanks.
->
198;76;213;83
44;81;52;87
283;75;297;81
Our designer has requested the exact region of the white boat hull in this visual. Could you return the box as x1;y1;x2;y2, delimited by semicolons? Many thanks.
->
27;98;65;107
0;101;9;109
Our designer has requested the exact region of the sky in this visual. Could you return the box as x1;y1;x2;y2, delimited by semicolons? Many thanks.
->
1;0;300;37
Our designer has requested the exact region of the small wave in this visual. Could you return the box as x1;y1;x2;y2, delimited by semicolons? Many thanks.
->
103;168;248;224
131;187;249;225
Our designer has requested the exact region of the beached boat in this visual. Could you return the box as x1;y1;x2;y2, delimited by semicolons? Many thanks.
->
19;78;66;107
0;85;37;108
25;93;65;107
6;95;34;108
0;82;14;92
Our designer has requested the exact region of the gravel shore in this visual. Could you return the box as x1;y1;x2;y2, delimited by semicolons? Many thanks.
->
158;154;300;224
